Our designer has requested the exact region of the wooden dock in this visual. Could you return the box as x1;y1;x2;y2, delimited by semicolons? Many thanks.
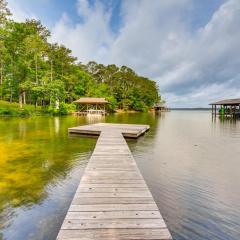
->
57;123;172;240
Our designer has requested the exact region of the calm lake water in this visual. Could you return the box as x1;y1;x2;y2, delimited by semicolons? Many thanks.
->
0;111;240;240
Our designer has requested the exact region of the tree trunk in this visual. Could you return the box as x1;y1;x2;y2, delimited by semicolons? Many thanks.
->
35;55;38;84
50;60;53;82
19;91;23;109
0;59;3;100
35;99;38;111
61;63;64;80
0;59;3;85
23;91;26;104
55;99;59;110
10;87;13;102
10;58;14;103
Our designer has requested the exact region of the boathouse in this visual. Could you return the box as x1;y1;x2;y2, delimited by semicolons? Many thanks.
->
210;98;240;117
74;97;109;116
153;103;168;112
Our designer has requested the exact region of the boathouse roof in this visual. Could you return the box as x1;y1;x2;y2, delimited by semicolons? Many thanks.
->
74;97;109;104
210;98;240;105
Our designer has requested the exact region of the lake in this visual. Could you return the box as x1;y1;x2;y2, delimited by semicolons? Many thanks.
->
0;111;240;240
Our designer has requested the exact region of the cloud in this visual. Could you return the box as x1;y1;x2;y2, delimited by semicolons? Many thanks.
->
162;0;240;106
51;0;114;63
7;0;35;22
7;0;240;107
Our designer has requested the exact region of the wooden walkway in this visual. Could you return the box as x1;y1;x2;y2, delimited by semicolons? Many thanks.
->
57;123;172;240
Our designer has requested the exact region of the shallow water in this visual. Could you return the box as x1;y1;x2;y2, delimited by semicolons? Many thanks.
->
0;111;240;239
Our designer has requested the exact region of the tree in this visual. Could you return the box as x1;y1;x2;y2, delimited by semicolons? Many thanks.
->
0;0;11;99
0;0;11;25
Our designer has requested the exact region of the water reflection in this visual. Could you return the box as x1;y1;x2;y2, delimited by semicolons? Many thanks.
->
129;111;240;240
0;116;97;239
212;115;240;138
54;117;60;134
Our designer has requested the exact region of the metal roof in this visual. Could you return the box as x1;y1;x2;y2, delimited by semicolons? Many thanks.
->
74;97;109;104
210;98;240;105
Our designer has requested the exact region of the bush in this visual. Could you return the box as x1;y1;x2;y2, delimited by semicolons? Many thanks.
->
0;101;42;117
121;99;132;111
47;105;59;115
47;103;76;115
19;109;31;117
106;96;117;112
59;103;76;115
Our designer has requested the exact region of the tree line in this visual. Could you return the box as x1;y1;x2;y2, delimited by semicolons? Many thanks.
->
0;0;161;113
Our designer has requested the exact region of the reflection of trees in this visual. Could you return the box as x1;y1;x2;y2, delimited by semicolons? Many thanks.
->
110;112;161;153
0;117;96;230
212;115;240;136
212;115;240;125
106;112;160;129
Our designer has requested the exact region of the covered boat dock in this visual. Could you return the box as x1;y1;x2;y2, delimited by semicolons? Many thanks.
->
74;98;109;116
210;98;240;117
153;103;169;112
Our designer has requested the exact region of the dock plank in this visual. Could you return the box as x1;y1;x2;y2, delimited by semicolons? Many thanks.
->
72;197;154;205
57;229;172;240
69;204;159;212
65;211;162;219
77;187;149;193
61;218;166;230
74;192;152;198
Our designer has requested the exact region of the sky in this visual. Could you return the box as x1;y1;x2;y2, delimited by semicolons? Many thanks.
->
6;0;240;107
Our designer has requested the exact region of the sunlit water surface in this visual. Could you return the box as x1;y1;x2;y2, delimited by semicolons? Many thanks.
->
0;111;240;239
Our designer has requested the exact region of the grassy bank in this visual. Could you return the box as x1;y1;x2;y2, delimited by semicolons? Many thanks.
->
0;101;78;117
0;101;44;117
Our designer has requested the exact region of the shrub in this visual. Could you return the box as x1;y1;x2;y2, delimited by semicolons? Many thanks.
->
59;103;76;115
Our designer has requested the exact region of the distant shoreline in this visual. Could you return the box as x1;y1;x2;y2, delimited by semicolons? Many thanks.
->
170;108;211;111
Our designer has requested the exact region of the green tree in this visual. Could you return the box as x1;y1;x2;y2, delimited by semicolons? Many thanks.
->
0;0;11;24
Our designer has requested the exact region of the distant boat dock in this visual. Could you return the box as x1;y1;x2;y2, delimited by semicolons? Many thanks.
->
57;123;172;240
210;98;240;117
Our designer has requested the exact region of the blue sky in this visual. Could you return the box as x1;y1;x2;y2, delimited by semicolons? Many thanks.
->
7;0;240;107
8;0;123;30
8;0;224;32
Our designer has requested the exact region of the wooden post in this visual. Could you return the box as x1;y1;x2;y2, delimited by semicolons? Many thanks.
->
214;105;217;116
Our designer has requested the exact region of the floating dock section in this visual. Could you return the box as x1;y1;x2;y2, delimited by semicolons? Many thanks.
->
57;123;172;240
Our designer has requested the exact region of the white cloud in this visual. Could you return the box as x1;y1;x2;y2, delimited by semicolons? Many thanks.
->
7;0;35;22
51;0;114;63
